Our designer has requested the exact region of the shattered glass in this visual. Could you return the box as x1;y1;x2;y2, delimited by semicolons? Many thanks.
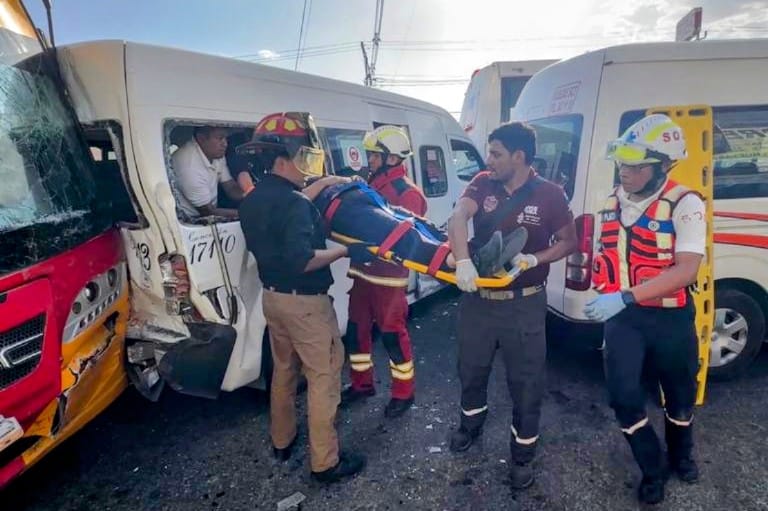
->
0;48;109;275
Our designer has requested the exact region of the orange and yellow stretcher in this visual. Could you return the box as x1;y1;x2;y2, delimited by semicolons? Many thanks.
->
329;229;530;289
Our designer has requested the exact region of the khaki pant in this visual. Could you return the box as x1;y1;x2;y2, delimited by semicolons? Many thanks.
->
262;290;344;472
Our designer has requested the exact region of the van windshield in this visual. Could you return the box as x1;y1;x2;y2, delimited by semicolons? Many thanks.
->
527;114;583;200
0;7;108;275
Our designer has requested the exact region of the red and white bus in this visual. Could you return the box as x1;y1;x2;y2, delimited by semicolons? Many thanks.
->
0;0;130;487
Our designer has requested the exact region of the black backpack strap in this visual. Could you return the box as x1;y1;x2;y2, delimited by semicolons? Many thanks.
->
489;175;545;233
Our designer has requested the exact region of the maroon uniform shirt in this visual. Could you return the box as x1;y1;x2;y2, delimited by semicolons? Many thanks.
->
461;170;573;289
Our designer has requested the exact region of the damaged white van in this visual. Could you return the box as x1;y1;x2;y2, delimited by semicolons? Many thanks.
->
56;40;485;399
511;38;768;379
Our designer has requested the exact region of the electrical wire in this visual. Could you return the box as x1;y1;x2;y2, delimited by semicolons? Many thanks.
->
295;0;311;70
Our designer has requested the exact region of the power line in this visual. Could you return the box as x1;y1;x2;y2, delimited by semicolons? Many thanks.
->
295;0;312;70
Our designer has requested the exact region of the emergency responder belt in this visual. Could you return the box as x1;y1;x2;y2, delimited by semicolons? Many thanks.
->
477;284;544;301
266;285;326;296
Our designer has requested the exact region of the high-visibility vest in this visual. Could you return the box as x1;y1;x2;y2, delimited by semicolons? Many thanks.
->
593;180;696;308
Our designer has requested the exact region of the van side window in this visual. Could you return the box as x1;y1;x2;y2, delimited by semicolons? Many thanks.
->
419;146;448;197
527;114;583;201
451;139;485;182
620;107;768;199
317;127;368;178
82;122;143;225
711;105;768;200
165;122;253;222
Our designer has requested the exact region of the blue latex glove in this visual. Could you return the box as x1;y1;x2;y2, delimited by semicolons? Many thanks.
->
347;243;377;265
583;292;626;322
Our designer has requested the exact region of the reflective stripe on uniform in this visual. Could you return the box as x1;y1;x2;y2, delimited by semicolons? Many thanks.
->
665;412;693;427
617;227;631;289
349;353;372;363
347;267;409;287
461;405;488;417
389;360;414;380
510;425;539;445
621;417;649;435
351;362;373;372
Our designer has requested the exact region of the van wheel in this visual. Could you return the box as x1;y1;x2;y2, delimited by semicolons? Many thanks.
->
708;288;765;381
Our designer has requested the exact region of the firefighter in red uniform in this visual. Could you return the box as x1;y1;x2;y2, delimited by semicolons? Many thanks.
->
584;114;705;505
342;125;427;418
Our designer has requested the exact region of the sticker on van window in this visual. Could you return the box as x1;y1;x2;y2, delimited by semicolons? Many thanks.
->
548;81;581;116
341;140;366;171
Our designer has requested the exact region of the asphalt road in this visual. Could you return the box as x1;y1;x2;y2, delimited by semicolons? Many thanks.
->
5;289;768;511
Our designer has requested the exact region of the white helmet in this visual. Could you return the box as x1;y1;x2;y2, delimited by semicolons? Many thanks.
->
363;125;413;158
606;114;687;165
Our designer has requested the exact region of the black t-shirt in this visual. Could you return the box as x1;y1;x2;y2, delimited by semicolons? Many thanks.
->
239;174;333;293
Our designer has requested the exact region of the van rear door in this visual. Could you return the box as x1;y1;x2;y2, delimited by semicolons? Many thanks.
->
511;50;605;315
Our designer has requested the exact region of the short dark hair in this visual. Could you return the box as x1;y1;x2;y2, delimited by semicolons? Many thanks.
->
193;126;225;139
488;122;536;165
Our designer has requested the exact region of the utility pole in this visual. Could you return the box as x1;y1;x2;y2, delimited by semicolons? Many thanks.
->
369;0;384;86
361;42;372;86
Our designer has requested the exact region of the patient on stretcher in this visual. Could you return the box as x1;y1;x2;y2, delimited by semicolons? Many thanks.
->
312;179;526;281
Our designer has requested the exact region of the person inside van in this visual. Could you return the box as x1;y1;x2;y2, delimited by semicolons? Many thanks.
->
173;126;247;220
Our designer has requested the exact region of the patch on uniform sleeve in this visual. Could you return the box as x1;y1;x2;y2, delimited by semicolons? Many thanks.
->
483;195;498;213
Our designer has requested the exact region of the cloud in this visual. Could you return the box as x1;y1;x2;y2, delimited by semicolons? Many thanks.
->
257;49;279;60
704;1;768;38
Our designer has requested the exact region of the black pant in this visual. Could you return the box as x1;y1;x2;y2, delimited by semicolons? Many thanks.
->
456;290;547;463
603;303;698;430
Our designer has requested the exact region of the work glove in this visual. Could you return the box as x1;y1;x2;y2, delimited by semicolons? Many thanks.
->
512;253;538;271
347;243;377;265
455;259;479;293
583;292;626;322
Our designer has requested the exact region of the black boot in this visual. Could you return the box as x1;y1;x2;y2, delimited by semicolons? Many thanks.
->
448;426;482;452
272;435;297;461
340;385;375;407
624;424;666;505
510;462;534;489
665;419;699;483
311;451;366;483
472;231;503;276
384;396;414;418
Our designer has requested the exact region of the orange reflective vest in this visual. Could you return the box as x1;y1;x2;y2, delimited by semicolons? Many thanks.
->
592;180;695;308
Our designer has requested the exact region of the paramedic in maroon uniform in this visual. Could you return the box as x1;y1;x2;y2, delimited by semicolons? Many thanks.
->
446;122;577;489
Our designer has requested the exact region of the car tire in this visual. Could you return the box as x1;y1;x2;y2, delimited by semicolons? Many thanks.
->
708;288;765;381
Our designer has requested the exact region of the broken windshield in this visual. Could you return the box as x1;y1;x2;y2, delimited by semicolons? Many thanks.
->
0;17;109;275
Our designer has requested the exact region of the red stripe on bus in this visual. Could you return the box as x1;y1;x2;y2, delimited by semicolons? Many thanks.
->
714;211;768;222
713;233;768;249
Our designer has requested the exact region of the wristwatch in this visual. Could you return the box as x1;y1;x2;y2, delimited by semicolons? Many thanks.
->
621;290;637;306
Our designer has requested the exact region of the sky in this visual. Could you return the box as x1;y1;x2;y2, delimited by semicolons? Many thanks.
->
24;0;768;116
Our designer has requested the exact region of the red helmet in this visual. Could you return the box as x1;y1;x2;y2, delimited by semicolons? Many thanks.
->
237;112;325;177
236;112;321;156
